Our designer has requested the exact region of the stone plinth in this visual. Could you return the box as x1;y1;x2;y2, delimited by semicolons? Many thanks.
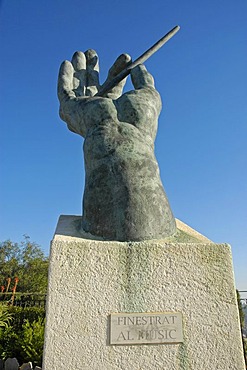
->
43;216;245;370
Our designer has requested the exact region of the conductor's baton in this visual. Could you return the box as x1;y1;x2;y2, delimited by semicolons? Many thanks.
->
96;25;180;96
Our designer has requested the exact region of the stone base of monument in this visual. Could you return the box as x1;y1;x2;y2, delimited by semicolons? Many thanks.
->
42;216;245;370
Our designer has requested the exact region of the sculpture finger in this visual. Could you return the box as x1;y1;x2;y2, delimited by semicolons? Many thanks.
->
72;51;87;96
58;60;76;102
85;49;100;96
130;64;155;89
102;53;131;99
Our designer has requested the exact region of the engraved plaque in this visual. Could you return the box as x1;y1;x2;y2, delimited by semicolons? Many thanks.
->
110;312;183;345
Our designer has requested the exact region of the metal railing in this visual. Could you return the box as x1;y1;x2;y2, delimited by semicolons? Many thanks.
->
0;292;47;308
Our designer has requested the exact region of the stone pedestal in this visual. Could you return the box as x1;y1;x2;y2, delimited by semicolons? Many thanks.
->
43;216;245;370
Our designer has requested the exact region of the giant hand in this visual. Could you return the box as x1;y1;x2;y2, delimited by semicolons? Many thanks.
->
58;50;176;241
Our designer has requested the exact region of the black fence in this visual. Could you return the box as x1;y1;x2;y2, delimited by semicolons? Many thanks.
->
0;292;46;308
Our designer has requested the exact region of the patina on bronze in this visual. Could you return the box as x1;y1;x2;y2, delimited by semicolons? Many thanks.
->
57;27;180;241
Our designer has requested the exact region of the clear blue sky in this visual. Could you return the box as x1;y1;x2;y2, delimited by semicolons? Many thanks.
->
1;0;246;290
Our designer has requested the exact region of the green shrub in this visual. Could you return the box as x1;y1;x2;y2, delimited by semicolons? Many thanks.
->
7;306;45;330
0;306;45;365
20;317;45;366
0;303;13;357
0;325;20;361
0;303;12;329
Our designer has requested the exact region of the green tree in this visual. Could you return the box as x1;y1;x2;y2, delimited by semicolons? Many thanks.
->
18;235;49;293
236;290;247;367
0;240;20;284
236;290;245;329
0;237;48;364
0;236;49;294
